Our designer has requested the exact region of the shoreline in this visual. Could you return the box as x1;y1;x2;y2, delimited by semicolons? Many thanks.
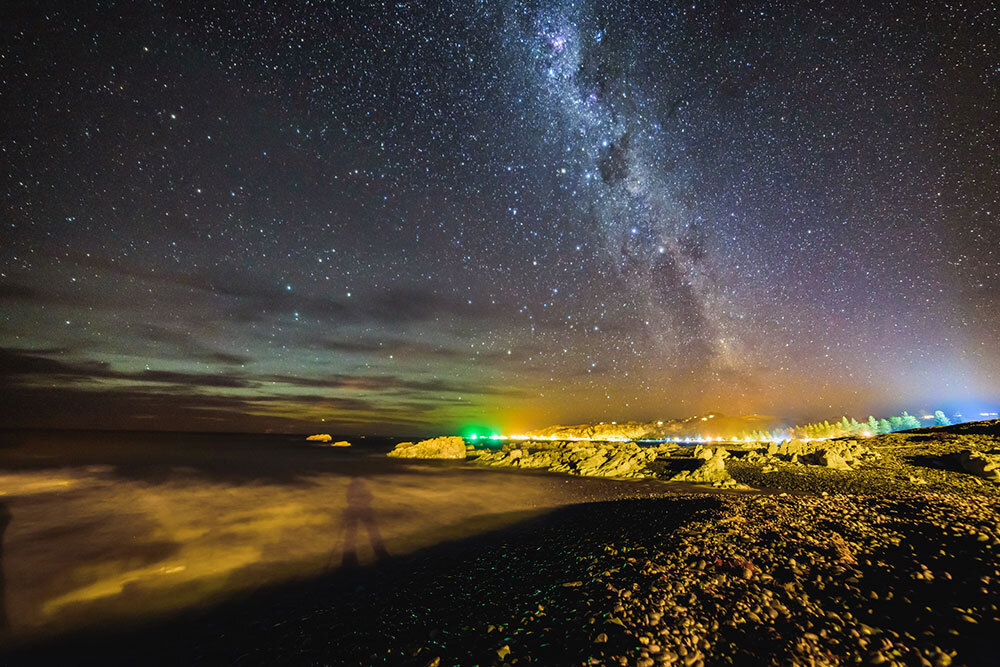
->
2;424;999;665
4;488;997;666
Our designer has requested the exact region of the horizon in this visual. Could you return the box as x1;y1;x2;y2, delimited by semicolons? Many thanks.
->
4;406;998;440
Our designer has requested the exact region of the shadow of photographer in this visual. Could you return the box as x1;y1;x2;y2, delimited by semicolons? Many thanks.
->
335;478;389;569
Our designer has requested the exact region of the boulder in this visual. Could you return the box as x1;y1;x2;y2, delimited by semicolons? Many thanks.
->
471;441;655;478
671;453;742;488
693;445;730;460
387;436;467;459
816;448;852;470
959;450;1000;482
306;434;333;443
780;440;806;457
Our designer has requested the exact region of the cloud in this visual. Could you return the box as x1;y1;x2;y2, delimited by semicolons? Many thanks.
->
0;282;42;300
0;347;524;401
260;372;524;397
0;383;440;434
135;325;252;365
58;256;495;327
315;336;535;365
0;347;252;389
319;338;467;359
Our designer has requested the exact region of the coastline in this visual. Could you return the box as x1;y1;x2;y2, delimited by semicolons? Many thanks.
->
4;489;997;666
2;425;999;665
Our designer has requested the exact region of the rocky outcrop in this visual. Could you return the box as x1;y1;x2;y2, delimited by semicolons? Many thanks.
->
474;441;665;478
306;434;333;443
521;414;782;442
670;451;743;488
958;450;1000;482
693;445;730;461
525;422;663;442
387;436;467;459
743;439;878;470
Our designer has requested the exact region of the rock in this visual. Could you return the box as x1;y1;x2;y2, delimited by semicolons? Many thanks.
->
306;433;333;442
472;440;655;478
517;416;784;442
958;450;1000;482
932;651;952;667
671;453;741;487
387;436;467;459
694;446;729;460
781;440;806;457
816;448;853;470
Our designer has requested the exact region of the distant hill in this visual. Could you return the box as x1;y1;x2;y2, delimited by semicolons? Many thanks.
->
905;418;1000;437
521;414;784;441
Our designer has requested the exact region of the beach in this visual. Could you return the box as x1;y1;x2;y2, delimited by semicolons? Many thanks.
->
1;426;999;665
0;430;682;644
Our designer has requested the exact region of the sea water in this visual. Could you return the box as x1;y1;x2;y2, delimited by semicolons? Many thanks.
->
0;429;670;640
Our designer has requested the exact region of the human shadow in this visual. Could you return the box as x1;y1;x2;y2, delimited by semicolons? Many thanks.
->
336;478;389;569
0;502;10;634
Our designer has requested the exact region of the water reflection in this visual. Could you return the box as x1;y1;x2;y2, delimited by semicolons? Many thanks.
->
338;478;388;568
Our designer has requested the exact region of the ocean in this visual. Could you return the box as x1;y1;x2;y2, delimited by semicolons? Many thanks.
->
0;429;672;641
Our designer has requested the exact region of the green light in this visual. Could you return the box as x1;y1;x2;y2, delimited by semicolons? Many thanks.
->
459;424;499;441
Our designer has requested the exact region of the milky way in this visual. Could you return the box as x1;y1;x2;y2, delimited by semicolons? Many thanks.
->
518;1;743;369
2;1;998;434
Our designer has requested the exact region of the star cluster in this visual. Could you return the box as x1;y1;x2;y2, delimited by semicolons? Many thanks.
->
2;0;998;434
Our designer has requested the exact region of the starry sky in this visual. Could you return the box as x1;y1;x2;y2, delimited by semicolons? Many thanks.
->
2;0;998;435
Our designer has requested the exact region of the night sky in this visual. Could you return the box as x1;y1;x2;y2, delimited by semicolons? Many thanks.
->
2;1;998;435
